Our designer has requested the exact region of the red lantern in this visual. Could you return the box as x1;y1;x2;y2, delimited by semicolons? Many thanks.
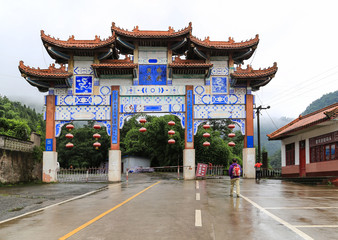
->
203;141;210;147
93;124;101;130
93;133;101;140
228;141;236;147
203;124;210;129
139;127;147;133
66;142;74;148
228;133;236;138
168;121;175;126
168;139;176;144
139;118;147;124
93;142;101;149
228;124;236;130
203;132;210;138
66;124;74;131
65;133;74;139
168;130;175;135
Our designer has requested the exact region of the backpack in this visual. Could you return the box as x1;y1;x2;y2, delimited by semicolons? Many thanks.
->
232;164;241;177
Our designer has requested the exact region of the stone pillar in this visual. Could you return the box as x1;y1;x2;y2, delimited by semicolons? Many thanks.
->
184;85;195;180
243;89;255;178
109;86;121;182
43;94;57;182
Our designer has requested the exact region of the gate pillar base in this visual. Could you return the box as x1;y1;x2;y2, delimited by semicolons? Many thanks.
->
42;151;58;182
243;148;255;178
183;149;195;180
109;150;121;182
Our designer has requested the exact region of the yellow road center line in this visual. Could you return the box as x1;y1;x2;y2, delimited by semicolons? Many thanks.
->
59;181;161;240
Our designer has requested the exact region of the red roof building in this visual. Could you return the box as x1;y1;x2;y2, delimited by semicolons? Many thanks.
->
268;103;338;177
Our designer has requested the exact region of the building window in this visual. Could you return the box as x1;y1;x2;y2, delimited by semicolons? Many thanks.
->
286;143;295;166
310;142;337;162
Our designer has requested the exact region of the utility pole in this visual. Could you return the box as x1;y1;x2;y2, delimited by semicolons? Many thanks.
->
254;105;270;164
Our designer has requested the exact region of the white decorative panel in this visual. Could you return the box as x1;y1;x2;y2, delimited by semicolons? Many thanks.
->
120;86;185;96
56;95;110;106
194;94;244;105
210;61;228;76
194;105;245;119
53;88;68;95
55;106;111;120
121;96;184;105
138;49;167;64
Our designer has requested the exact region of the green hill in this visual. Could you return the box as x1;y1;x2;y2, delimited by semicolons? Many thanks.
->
302;90;338;115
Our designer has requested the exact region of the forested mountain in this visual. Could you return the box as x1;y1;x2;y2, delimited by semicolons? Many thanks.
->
0;96;44;140
302;90;338;115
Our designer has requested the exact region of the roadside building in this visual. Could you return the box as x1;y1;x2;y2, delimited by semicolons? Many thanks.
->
268;103;338;177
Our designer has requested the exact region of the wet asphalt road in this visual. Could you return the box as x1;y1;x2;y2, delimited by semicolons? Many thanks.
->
0;174;337;240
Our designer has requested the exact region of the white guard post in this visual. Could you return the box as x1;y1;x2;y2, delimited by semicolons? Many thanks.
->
242;148;256;178
42;151;58;182
109;150;121;182
183;149;195;180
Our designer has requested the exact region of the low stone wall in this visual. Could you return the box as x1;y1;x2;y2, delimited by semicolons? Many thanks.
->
0;135;42;183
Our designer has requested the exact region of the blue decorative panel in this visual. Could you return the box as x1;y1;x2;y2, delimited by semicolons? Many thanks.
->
194;105;245;119
121;104;184;113
55;120;71;137
55;106;111;120
211;66;229;75
139;65;167;85
120;86;185;96
247;136;254;148
212;77;227;93
56;95;110;106
100;86;111;95
74;67;93;75
119;113;134;129
187;90;193;142
75;76;93;94
97;121;111;136
46;139;53;151
171;113;185;129
194;120;205;135
111;90;119;144
231;119;245;135
194;94;242;105
148;59;158;63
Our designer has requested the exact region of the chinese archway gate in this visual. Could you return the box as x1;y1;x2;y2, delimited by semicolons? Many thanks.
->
19;22;277;182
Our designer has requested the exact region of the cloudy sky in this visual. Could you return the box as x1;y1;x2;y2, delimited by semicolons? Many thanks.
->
1;0;337;122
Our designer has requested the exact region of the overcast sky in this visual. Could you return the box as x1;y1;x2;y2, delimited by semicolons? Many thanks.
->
1;0;337;123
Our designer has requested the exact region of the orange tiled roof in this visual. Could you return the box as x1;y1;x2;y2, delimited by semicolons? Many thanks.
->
268;103;338;140
18;61;72;78
111;22;192;38
92;57;137;69
190;34;259;50
169;57;213;68
41;30;115;49
231;62;278;79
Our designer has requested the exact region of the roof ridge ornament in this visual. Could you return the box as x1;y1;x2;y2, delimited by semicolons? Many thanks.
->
133;25;139;32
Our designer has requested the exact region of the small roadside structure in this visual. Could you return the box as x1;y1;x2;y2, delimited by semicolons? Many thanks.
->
122;156;151;173
267;103;338;178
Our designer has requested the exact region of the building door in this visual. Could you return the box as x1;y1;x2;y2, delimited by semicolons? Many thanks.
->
299;140;306;177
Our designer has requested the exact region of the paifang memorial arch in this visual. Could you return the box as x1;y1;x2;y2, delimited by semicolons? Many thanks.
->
19;22;278;182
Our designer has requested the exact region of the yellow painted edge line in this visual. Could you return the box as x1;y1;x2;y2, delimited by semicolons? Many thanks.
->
59;181;161;240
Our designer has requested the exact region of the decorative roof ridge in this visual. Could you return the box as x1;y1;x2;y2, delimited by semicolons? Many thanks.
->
235;62;277;74
267;102;338;139
99;55;133;64
111;22;192;37
172;56;206;63
19;61;68;73
190;34;259;48
41;30;115;46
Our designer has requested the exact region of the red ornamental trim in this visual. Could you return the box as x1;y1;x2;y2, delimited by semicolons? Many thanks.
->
139;127;147;133
93;124;101;130
228;141;236;147
168;121;175;126
65;133;74;139
228;124;235;129
203;132;210;138
168;130;175;135
168;139;176;144
228;133;236;138
93;133;101;139
139;118;147;124
203;141;210;147
203;124;210;129
66;124;74;131
66;142;74;148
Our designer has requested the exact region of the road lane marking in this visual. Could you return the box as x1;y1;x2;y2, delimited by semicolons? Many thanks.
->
196;180;199;189
240;194;314;240
295;225;338;228
59;181;161;240
195;210;202;227
0;185;111;225
266;206;338;210
196;193;200;201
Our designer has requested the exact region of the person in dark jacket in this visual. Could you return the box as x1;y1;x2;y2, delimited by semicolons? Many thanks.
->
228;158;242;197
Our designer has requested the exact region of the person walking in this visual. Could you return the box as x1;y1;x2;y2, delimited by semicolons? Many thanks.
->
254;162;263;180
229;158;242;198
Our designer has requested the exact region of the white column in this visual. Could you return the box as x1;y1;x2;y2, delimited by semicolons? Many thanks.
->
109;150;121;182
242;148;255;178
183;149;195;180
42;151;58;182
